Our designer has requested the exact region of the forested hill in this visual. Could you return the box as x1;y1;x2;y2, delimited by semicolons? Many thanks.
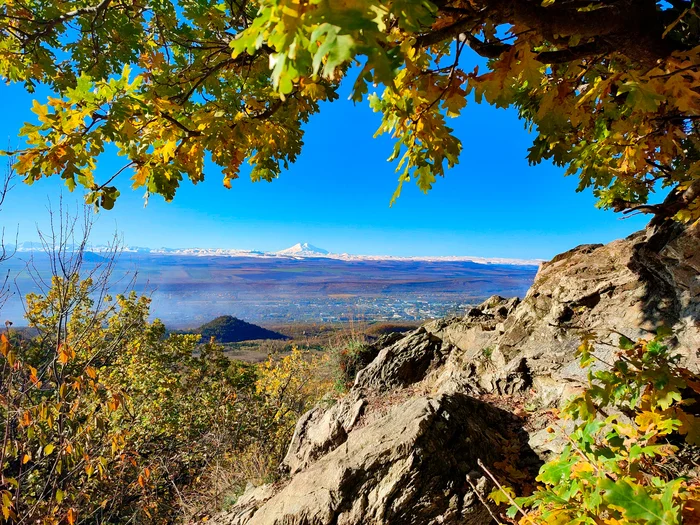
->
195;316;288;343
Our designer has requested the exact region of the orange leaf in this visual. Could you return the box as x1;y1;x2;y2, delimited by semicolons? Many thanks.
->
57;344;74;365
28;365;39;384
67;508;77;525
0;334;9;356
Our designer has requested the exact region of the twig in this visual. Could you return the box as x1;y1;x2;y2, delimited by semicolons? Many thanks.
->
466;475;504;525
477;458;533;523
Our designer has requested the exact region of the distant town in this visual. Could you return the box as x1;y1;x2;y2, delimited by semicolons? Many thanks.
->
4;243;539;327
150;293;485;327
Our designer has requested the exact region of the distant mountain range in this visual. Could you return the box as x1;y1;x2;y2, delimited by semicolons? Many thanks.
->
8;241;542;266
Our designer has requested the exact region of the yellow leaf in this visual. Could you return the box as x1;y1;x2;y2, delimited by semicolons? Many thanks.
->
44;443;55;456
160;140;178;162
571;461;594;476
0;334;9;356
635;411;662;432
488;485;516;505
31;99;50;122
132;166;149;187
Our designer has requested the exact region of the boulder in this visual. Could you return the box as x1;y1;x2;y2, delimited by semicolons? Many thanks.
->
282;391;366;475
211;394;535;525
354;327;452;392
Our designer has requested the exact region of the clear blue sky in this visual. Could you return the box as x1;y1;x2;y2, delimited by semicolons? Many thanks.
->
0;64;651;260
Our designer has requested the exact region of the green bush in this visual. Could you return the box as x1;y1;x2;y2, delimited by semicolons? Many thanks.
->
329;339;373;393
490;330;700;525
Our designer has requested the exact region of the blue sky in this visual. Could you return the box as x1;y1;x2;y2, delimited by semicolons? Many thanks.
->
0;66;650;260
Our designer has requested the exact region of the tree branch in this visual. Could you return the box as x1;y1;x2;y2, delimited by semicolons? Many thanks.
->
161;113;202;137
536;40;612;64
22;0;113;43
460;33;511;59
418;0;676;66
416;15;480;48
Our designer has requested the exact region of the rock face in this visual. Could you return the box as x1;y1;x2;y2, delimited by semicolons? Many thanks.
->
354;327;452;392
212;223;699;525
217;394;533;525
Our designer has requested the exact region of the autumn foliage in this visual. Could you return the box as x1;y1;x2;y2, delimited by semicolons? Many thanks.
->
0;1;698;221
0;275;330;524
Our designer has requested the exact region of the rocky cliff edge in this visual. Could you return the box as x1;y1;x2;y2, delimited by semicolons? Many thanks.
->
212;222;699;525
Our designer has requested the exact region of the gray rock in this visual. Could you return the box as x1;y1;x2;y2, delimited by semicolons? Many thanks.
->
494;221;700;403
354;327;451;392
211;394;535;525
430;222;700;404
282;391;366;475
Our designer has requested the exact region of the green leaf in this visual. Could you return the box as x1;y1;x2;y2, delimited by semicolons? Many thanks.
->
656;325;673;339
619;81;665;112
536;448;579;485
602;478;679;525
619;335;635;350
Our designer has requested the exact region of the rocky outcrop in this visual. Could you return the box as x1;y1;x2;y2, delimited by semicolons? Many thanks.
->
425;222;700;406
214;394;536;525
212;223;699;525
354;327;452;392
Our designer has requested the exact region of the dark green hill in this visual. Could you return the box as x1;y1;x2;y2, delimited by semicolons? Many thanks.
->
197;316;288;343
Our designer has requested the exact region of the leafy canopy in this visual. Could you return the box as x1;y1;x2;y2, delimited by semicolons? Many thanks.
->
1;0;699;220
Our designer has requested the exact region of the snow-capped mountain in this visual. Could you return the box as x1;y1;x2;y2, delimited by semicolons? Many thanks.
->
7;242;542;266
13;241;45;252
275;243;329;257
149;247;264;257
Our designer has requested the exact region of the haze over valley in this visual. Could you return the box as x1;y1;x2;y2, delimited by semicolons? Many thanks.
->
4;242;539;326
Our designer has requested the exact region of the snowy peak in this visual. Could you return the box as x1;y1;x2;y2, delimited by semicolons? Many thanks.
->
276;242;329;257
7;241;542;266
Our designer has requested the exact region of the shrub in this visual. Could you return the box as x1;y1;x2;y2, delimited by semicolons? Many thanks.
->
329;338;373;393
490;330;700;524
0;275;330;524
